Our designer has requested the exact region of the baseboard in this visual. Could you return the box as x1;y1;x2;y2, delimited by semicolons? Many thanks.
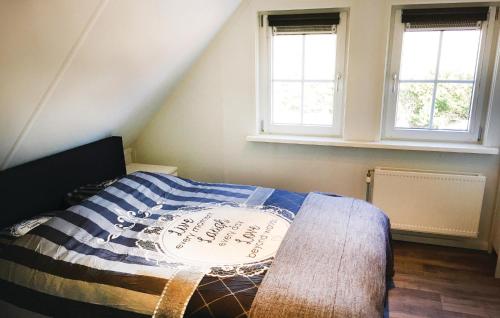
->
496;254;500;278
392;231;489;251
494;240;500;278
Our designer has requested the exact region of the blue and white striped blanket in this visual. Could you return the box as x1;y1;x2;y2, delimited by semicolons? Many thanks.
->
0;172;311;317
0;172;392;318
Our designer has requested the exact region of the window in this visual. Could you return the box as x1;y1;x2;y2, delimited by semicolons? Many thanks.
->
383;7;495;142
258;12;347;136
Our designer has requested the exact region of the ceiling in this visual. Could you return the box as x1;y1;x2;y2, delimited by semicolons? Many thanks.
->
0;0;241;169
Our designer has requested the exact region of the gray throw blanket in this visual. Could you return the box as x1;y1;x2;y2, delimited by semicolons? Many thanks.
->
250;194;392;318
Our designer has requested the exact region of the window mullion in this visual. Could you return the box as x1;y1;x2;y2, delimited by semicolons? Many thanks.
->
399;79;475;84
300;35;306;125
428;31;443;130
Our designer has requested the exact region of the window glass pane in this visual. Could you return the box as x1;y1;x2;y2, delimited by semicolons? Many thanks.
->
395;83;434;128
400;31;440;80
433;83;473;130
272;81;301;124
272;35;303;80
438;30;480;80
304;34;336;80
303;82;334;125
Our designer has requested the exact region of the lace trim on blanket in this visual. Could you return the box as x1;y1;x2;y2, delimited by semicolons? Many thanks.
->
99;202;294;278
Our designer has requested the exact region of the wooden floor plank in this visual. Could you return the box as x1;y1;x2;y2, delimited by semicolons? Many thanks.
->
388;241;500;318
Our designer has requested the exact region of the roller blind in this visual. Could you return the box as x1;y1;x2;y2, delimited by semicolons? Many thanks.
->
402;7;489;29
268;13;340;34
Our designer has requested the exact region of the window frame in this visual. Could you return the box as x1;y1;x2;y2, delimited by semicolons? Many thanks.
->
258;11;348;137
382;7;496;143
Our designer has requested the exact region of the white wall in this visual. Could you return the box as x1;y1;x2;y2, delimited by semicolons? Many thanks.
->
495;176;500;249
494;169;500;277
490;29;500;257
135;0;500;250
0;0;241;169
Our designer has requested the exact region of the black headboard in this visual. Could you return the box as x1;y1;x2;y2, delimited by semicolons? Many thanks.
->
0;136;126;228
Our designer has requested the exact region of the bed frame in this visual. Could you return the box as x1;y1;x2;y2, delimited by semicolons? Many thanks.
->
0;137;126;228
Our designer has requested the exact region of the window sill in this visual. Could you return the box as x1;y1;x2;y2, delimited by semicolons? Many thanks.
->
246;134;499;155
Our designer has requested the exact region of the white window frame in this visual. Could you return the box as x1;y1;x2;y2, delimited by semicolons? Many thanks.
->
258;11;348;137
382;7;496;143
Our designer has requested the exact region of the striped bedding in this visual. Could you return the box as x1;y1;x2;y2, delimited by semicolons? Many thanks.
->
0;172;391;317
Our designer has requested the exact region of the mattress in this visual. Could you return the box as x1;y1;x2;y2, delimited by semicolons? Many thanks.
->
0;172;392;317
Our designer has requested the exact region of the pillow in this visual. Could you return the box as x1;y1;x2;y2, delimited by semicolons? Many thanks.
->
64;178;118;207
0;213;55;238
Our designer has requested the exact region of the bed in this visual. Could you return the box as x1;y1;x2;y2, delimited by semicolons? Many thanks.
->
0;137;393;318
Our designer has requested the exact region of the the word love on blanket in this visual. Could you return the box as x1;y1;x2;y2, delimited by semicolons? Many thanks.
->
113;203;293;277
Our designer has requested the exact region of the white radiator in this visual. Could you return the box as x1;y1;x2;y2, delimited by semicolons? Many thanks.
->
372;167;485;238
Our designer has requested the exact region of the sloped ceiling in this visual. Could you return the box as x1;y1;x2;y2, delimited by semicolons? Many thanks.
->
0;0;241;169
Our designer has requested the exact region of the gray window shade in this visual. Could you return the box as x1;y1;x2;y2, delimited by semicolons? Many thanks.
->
272;25;336;35
402;7;489;30
268;13;340;34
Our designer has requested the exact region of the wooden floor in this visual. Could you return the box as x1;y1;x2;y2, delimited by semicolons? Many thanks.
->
388;241;500;318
